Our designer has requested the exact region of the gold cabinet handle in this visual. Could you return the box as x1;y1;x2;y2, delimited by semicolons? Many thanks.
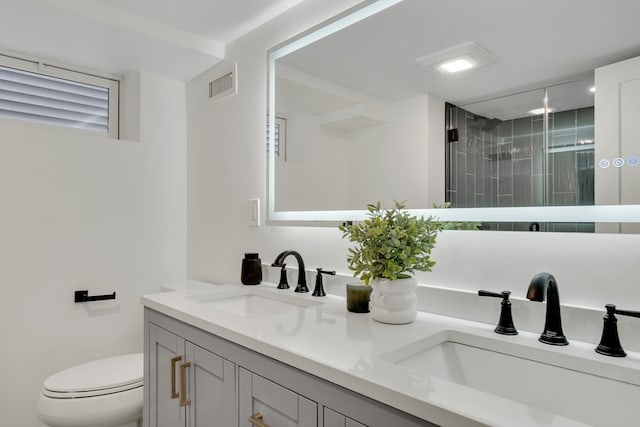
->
248;412;270;427
170;356;182;399
179;362;191;407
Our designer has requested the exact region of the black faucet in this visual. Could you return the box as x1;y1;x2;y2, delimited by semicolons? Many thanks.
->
595;304;640;357
526;272;568;345
272;250;308;293
478;290;518;335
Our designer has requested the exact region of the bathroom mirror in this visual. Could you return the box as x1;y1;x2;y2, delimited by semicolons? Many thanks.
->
267;0;640;230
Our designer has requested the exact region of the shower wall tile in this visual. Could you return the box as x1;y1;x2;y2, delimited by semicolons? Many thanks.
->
467;137;477;174
532;118;544;175
577;107;594;142
577;151;595;205
513;159;532;206
490;177;498;207
513;117;532;159
552;151;576;193
448;144;457;191
456;151;467;202
532;174;545;206
553;109;576;133
465;174;475;206
553;192;577;206
498;175;512;195
498;195;512;207
444;104;594;232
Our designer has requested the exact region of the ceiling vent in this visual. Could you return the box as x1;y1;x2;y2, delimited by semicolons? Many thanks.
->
209;63;237;102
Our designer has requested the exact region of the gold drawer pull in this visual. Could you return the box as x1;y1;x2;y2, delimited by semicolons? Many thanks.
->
179;362;192;407
248;412;270;427
170;356;181;399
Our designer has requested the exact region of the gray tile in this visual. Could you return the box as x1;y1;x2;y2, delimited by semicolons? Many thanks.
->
552;109;576;131
552;152;577;193
576;222;596;233
498;145;513;176
456;152;466;199
497;120;513;140
497;221;514;231
550;222;578;233
532;119;544;175
491;177;498;206
551;132;576;148
466;137;477;174
553;192;577;206
577;107;594;142
466;174;476;207
513;117;532;159
513;159;532;207
532;174;546;206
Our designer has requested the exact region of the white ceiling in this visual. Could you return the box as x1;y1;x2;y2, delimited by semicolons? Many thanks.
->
278;0;640;117
0;0;305;81
2;0;640;110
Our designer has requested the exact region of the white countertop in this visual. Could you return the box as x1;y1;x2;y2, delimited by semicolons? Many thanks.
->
142;282;640;427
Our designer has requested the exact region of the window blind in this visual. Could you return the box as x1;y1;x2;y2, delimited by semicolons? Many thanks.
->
0;65;110;133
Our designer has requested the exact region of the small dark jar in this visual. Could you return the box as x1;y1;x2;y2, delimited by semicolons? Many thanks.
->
241;253;262;285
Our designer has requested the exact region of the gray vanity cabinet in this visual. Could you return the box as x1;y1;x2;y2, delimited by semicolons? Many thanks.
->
323;408;366;427
147;323;237;427
239;367;317;426
145;308;434;427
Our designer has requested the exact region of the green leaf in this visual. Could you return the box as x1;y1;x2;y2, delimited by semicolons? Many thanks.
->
338;200;444;281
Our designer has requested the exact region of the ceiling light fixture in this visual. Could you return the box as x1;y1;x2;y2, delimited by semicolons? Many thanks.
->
417;41;498;74
438;58;474;73
529;107;553;115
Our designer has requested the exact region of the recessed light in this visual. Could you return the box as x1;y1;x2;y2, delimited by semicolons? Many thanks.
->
416;42;498;74
529;107;553;115
589;86;596;93
438;58;474;73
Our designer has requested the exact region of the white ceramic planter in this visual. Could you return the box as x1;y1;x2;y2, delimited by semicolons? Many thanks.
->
370;276;418;324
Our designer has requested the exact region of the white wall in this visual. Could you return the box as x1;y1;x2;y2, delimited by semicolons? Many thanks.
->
0;72;187;427
275;88;443;211
275;112;349;211
346;95;435;209
187;0;640;338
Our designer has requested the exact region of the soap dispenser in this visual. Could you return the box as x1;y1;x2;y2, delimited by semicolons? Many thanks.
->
241;253;262;285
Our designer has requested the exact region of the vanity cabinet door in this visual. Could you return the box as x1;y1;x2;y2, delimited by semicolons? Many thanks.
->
148;324;186;427
323;407;367;427
185;342;237;427
239;367;317;427
147;323;237;427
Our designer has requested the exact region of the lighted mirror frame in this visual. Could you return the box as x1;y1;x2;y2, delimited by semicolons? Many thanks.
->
266;0;640;226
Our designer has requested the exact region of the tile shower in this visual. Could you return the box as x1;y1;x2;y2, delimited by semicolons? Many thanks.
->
445;103;595;232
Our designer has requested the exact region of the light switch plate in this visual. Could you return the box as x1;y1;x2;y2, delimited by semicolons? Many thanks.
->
248;198;260;227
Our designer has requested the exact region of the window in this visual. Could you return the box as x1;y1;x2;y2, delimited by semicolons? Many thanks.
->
0;53;119;138
266;116;286;160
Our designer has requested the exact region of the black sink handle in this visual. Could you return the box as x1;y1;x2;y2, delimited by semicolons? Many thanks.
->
478;290;518;335
596;304;640;357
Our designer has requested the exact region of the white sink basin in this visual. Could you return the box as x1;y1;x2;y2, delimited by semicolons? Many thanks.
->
186;286;323;318
380;330;640;427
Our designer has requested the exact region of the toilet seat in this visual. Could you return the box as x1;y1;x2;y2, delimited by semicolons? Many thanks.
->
42;353;143;399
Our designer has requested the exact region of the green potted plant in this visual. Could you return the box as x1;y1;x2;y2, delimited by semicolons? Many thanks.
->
339;201;443;324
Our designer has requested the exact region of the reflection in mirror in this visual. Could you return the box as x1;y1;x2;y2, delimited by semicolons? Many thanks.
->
445;78;597;232
267;0;640;230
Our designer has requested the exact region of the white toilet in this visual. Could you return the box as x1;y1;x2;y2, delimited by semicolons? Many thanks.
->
37;353;143;427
